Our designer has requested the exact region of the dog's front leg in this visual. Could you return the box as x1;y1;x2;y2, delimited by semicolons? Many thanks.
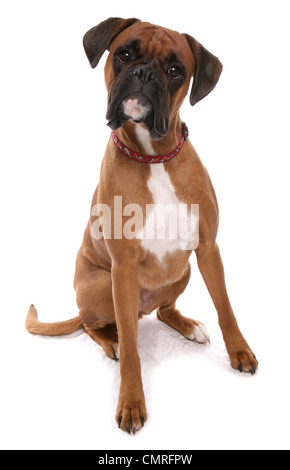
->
111;259;147;434
196;242;258;374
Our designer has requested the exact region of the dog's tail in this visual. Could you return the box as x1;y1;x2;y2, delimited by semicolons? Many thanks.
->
26;304;83;336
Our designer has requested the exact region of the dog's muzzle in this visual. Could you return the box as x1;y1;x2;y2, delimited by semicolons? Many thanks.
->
106;64;169;141
122;96;151;123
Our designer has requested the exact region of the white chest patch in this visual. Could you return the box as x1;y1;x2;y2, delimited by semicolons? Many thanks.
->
134;125;156;155
134;127;199;262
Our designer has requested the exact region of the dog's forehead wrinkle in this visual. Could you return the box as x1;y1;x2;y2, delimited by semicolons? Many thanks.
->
125;25;179;59
116;39;140;52
146;30;175;58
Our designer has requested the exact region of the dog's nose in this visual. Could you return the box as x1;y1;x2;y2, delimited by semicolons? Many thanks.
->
134;66;157;84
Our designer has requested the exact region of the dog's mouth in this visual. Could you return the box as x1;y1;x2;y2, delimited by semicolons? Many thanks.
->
107;94;168;141
106;68;169;141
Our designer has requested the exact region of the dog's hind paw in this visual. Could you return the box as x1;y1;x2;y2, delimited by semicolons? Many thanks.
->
186;322;210;345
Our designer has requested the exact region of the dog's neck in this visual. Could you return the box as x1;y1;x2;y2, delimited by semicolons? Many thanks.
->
114;113;184;157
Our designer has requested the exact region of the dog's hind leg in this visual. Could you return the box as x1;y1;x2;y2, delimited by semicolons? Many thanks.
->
157;307;210;344
156;264;210;344
84;323;119;361
74;246;119;360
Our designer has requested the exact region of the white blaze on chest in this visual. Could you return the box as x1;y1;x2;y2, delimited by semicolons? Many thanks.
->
134;126;199;262
134;125;156;155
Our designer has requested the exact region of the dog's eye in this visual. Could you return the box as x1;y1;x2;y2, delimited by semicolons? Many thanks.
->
168;65;182;79
119;50;131;64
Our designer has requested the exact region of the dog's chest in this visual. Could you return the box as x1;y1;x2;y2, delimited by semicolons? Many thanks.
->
134;125;198;263
136;163;198;263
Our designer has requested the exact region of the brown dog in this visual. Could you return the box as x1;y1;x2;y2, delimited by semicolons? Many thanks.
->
26;18;258;434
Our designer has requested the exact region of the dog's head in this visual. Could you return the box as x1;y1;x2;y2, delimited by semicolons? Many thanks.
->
83;18;223;141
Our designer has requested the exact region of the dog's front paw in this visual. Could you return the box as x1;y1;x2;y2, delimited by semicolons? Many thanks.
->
228;345;258;375
116;388;147;435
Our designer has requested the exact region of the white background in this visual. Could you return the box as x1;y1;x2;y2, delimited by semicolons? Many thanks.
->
1;0;290;450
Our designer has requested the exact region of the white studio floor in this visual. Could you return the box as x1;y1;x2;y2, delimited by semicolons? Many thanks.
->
1;281;289;450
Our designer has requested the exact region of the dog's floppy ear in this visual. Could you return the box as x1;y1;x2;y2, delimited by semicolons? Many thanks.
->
184;34;223;106
83;17;140;68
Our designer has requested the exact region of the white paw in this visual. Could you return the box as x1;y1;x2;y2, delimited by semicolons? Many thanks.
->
187;324;210;345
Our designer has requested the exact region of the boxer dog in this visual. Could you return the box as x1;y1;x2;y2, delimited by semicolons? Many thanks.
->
26;18;258;434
